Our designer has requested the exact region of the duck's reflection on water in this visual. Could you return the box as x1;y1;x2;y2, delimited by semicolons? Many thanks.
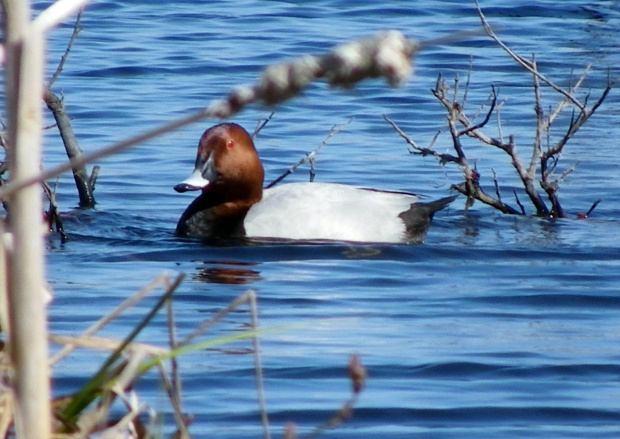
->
193;261;261;285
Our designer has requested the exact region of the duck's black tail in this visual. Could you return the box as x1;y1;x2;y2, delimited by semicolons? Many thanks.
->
399;195;458;243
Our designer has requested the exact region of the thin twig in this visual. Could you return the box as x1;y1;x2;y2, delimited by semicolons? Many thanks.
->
530;56;544;178
546;65;591;128
492;169;502;203
266;119;352;188
463;55;473;107
475;0;585;112
383;115;460;164
513;190;526;215
496;98;505;143
252;112;275;139
48;8;83;88
457;86;497;137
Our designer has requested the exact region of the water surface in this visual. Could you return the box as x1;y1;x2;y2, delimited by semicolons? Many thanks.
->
23;0;620;437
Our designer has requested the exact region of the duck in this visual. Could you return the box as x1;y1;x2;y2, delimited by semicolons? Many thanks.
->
174;123;456;243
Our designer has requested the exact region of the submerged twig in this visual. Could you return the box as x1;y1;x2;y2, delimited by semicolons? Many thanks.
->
298;354;367;439
41;180;66;243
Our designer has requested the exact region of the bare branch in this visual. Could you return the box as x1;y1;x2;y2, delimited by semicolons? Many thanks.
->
547;65;591;128
475;0;586;112
491;169;502;203
513;190;526;215
48;9;83;88
43;87;95;207
433;77;511;152
530;56;544;178
383;115;460;164
451;181;521;215
543;80;611;162
457;85;497;137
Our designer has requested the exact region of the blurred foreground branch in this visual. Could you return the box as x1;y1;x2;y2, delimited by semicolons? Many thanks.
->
0;29;481;201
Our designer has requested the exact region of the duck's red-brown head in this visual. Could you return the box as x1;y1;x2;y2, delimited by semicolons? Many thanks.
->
174;123;264;205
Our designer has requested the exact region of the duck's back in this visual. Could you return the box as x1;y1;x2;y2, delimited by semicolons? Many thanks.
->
244;182;418;243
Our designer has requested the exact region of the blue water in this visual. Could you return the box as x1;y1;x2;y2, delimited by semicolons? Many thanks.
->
21;0;620;437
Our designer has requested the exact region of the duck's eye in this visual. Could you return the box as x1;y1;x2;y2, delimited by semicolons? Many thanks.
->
227;140;234;148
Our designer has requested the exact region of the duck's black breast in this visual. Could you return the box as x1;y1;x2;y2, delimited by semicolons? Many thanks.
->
176;195;248;239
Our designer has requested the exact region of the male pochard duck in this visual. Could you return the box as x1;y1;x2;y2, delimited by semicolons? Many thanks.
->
174;123;456;243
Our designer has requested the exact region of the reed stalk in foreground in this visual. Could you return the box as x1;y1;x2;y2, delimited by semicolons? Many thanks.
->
3;1;51;438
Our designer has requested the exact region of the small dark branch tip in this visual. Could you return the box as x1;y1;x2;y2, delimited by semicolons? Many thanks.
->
348;354;367;394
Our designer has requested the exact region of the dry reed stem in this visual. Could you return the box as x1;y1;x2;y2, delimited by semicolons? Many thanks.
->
0;390;14;439
157;362;191;439
164;298;190;439
73;350;147;437
4;0;51;435
49;334;170;356
248;291;271;439
176;290;272;438
50;272;171;365
99;407;142;439
0;223;8;337
297;355;367;439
